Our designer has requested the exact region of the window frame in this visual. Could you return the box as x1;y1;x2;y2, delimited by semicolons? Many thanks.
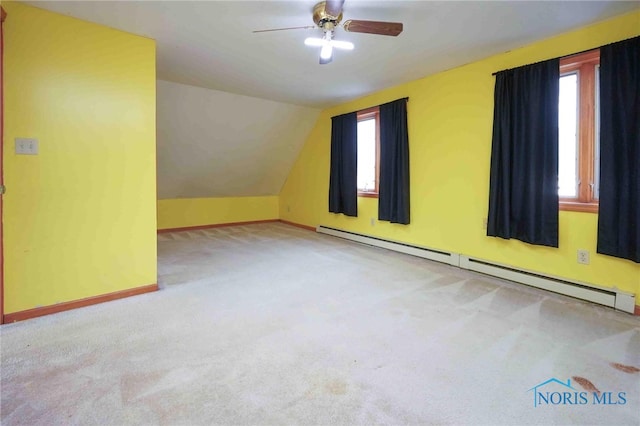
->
559;49;600;213
356;106;381;198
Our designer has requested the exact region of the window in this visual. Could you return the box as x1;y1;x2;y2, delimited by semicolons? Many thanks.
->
559;49;600;213
357;106;380;197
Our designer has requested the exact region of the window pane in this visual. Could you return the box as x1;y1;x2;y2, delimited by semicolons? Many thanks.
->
357;118;376;191
558;73;578;197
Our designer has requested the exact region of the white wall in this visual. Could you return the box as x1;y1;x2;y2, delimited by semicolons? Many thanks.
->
157;80;320;199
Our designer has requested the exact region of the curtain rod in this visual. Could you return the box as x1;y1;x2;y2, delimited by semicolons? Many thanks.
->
359;97;409;112
491;47;596;76
491;35;639;76
333;98;410;119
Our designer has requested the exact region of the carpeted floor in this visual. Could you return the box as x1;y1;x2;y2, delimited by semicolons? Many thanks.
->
1;222;639;425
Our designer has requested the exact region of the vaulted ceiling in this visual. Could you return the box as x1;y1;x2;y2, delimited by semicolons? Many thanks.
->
28;1;639;107
24;1;640;199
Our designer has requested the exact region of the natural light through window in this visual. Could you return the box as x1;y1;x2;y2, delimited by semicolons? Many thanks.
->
558;48;600;212
558;73;578;197
357;116;378;194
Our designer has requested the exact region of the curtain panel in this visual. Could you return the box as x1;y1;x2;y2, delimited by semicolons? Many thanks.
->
328;112;358;217
487;59;560;247
597;36;640;263
378;98;410;224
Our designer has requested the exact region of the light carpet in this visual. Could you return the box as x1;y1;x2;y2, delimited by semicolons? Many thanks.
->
1;222;639;425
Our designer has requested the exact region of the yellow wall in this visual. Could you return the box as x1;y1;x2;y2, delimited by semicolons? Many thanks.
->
280;11;640;301
157;197;279;230
3;2;157;313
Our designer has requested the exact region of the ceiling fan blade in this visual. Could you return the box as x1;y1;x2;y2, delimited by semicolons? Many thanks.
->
324;0;345;18
252;25;316;33
343;19;403;36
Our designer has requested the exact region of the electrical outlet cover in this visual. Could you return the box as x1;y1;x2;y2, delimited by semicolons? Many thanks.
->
577;249;590;265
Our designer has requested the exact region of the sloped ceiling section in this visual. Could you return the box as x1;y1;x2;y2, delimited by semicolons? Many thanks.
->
27;1;640;107
157;80;319;199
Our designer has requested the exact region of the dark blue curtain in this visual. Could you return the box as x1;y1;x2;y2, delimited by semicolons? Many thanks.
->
379;98;410;224
597;36;640;263
487;59;560;247
328;112;358;216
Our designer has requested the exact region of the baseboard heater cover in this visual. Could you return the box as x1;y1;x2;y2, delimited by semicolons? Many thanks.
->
315;225;635;314
459;256;635;314
316;225;460;267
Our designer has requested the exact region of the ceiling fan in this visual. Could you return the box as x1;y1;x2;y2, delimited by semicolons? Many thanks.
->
253;0;403;64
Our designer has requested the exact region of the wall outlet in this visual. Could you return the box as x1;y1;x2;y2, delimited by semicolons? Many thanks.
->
370;217;375;226
577;249;590;265
287;205;291;213
15;138;39;155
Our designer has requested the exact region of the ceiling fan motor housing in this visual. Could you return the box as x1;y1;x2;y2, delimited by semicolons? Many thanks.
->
313;1;343;31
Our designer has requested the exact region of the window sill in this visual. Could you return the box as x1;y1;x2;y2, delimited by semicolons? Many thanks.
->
358;191;379;199
560;201;598;213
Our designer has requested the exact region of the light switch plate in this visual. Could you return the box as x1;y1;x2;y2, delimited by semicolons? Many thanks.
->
15;138;39;155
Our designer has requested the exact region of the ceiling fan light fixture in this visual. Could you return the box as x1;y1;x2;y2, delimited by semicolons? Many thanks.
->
331;40;354;50
304;37;324;47
304;36;353;51
320;43;333;60
305;31;353;64
255;1;403;63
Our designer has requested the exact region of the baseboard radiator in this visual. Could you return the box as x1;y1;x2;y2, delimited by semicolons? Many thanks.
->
459;256;635;313
316;225;636;314
316;226;460;267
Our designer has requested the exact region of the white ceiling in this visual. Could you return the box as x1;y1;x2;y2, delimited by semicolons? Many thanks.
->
28;1;640;108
